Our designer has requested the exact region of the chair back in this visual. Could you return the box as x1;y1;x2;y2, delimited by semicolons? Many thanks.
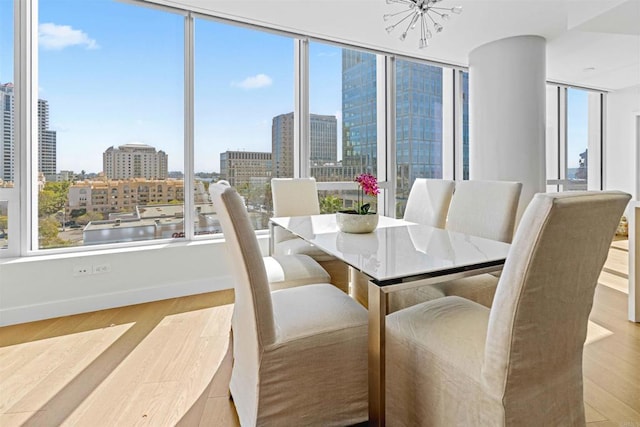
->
272;178;321;243
272;178;321;216
446;180;522;243
210;182;276;370
403;178;455;228
482;191;630;421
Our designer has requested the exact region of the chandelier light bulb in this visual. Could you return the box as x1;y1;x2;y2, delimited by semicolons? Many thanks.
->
442;13;450;20
383;14;392;21
410;13;420;29
419;38;429;49
434;23;443;33
400;32;408;41
452;6;462;14
386;25;395;33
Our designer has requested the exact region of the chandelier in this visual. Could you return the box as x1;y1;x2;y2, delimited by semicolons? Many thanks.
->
384;0;462;49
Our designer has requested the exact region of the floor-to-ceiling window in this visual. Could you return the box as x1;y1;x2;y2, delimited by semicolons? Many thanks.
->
0;0;14;252
194;17;293;231
309;42;378;213
394;59;443;217
37;0;184;248
546;85;603;192
461;71;469;180
6;1;468;256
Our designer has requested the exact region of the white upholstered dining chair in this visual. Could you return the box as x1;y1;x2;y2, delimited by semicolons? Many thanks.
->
403;178;455;227
385;190;631;426
446;179;523;243
210;182;368;426
211;181;330;291
388;179;522;311
271;177;349;292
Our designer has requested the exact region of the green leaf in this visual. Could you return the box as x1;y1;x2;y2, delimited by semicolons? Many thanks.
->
359;203;370;215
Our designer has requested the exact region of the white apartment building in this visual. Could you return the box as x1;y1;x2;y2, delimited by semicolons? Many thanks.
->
103;142;168;180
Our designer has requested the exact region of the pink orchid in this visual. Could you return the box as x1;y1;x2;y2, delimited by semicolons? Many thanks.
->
354;173;379;214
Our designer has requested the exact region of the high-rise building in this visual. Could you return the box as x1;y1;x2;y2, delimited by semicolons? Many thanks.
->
394;60;443;200
103;143;168;180
272;113;294;178
272;112;338;178
341;50;378;180
341;53;443;208
310;114;337;165
220;150;272;188
1;82;58;182
0;83;14;182
39;98;57;178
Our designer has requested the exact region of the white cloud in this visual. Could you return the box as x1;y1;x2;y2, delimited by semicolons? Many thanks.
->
231;74;273;90
39;23;99;51
317;51;338;58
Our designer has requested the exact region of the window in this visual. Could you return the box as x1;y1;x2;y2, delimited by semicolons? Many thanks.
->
0;0;14;255
8;1;468;255
309;42;378;213
195;18;294;231
566;88;593;190
38;0;184;248
461;71;469;180
394;59;443;217
546;85;603;192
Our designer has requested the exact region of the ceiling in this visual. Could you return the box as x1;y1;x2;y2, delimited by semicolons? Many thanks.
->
157;0;640;91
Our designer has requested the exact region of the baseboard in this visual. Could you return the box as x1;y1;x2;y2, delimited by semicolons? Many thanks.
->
0;275;234;327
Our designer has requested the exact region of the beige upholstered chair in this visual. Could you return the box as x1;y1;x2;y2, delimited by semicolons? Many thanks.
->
211;181;329;291
271;177;349;292
210;182;368;426
446;180;523;243
386;190;631;426
403;178;455;227
388;180;522;311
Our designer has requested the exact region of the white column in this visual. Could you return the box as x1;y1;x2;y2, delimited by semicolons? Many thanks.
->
469;35;547;220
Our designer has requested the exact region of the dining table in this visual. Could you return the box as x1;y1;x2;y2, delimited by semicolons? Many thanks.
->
269;213;512;426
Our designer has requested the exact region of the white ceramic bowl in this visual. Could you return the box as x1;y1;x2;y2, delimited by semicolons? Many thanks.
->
336;211;379;234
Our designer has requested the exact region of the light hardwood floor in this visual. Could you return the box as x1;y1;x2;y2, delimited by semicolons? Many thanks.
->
1;243;639;426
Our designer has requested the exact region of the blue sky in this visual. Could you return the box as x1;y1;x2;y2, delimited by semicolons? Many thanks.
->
0;0;342;174
567;88;589;169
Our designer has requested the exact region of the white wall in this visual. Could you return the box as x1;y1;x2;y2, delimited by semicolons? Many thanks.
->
0;238;267;326
605;84;640;203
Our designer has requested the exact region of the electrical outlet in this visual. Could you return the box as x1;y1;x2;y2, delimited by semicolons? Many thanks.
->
73;265;92;276
93;263;111;274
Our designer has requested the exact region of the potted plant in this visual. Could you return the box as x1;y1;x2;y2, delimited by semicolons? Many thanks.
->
336;173;380;233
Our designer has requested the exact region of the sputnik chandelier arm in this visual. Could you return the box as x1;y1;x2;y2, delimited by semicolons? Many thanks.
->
384;0;462;49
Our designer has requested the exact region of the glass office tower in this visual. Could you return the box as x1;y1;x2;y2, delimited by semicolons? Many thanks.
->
341;52;444;215
341;50;378;179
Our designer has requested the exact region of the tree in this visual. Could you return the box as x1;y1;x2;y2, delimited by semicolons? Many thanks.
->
320;195;344;214
38;216;72;248
38;181;71;218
